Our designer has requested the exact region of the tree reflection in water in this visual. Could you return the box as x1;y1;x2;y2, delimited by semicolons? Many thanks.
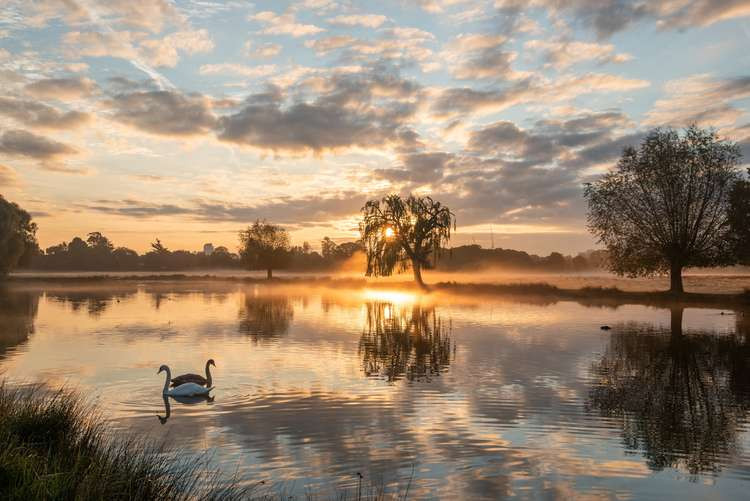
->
48;290;133;316
0;287;40;357
238;294;294;342
359;302;453;382
587;307;750;476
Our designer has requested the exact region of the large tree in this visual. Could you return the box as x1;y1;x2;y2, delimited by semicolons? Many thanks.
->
728;168;750;264
239;220;290;279
360;194;455;288
584;126;742;294
0;195;37;277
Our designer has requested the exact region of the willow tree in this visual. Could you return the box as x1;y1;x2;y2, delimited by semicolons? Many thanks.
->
239;220;290;279
360;194;455;288
584;126;742;294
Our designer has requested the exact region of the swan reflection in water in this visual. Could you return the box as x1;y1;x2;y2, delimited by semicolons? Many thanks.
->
157;394;215;425
359;302;453;382
587;307;750;476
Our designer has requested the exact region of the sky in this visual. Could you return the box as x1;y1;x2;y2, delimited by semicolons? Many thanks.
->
1;0;749;256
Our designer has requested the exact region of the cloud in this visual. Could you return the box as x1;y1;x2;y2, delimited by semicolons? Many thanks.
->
243;41;283;58
63;29;213;69
138;29;215;67
79;192;368;225
416;0;473;13
250;10;325;37
0;97;91;129
105;90;217;136
63;30;142;60
368;111;638;226
375;152;454;184
329;14;388;28
305;28;436;69
439;33;524;81
25;77;98;99
0;129;77;159
468;121;565;163
468;112;634;166
37;162;90;175
644;74;750;129
305;35;357;53
216;70;421;153
506;0;750;39
0;164;18;186
525;39;632;69
432;73;649;117
199;63;276;78
652;0;750;30
80;199;192;218
20;0;183;34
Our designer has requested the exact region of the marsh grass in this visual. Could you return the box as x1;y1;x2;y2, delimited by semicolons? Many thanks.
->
0;383;248;500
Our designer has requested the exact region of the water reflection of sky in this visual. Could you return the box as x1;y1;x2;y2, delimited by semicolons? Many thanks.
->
0;282;748;500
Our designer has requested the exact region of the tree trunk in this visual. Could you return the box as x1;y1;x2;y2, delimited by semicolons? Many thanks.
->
669;262;684;294
670;307;683;337
267;268;272;279
412;261;427;290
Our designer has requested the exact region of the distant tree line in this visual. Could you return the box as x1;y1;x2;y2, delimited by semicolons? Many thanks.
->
11;228;362;273
434;246;610;272
5;225;608;274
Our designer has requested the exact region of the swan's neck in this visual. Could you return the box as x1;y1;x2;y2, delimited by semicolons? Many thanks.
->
205;362;213;387
162;367;171;394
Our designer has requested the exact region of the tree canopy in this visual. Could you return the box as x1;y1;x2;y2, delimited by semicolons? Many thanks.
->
0;195;37;277
238;220;290;279
729;168;750;265
584;126;742;293
360;194;455;288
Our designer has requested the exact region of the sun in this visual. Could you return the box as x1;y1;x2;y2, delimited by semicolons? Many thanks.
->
384;227;395;238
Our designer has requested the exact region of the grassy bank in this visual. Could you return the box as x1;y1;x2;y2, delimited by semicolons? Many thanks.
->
434;281;750;309
0;383;246;500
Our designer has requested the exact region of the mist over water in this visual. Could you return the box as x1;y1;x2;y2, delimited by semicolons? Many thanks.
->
1;281;749;499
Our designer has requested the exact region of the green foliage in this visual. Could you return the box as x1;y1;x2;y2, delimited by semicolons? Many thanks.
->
728;169;750;264
238;220;290;277
584;126;742;291
0;196;37;276
360;194;455;285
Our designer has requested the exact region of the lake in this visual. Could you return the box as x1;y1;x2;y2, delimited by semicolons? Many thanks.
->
1;280;749;500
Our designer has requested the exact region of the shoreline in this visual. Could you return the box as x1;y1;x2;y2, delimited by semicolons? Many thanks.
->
4;273;750;309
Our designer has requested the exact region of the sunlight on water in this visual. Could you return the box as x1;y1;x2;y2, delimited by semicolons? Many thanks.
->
363;288;420;305
1;281;749;500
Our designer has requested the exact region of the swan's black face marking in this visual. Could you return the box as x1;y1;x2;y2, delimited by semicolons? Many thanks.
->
208;359;216;367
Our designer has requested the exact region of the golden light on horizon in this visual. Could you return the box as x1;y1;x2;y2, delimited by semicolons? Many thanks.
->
362;289;417;305
384;227;395;238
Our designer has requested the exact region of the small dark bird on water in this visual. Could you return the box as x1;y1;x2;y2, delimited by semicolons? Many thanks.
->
600;325;611;330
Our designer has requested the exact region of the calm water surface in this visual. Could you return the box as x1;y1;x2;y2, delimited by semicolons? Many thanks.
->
1;281;749;500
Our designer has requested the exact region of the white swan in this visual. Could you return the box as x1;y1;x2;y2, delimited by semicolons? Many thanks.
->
158;365;213;397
